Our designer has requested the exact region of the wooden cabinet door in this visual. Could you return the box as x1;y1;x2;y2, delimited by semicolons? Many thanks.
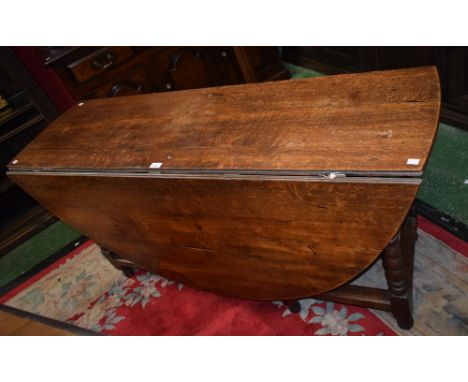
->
234;47;290;82
148;47;226;92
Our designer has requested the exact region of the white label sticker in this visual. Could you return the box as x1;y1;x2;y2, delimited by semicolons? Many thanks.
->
149;162;163;169
406;158;420;165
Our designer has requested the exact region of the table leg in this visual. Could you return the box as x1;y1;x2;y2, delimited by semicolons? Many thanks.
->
382;212;416;329
283;299;301;313
283;209;417;330
100;247;136;278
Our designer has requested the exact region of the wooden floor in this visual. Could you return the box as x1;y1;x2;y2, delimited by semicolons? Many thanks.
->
0;305;97;336
0;310;73;335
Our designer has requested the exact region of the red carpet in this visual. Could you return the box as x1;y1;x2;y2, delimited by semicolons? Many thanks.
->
0;239;396;335
1;215;465;335
71;268;396;336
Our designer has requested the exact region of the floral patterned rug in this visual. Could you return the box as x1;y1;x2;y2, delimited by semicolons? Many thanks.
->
0;216;466;335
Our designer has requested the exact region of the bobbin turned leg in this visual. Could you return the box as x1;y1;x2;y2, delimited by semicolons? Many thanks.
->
100;247;136;278
382;212;417;329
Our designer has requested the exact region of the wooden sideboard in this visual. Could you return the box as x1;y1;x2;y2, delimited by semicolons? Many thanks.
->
39;47;290;100
283;47;468;131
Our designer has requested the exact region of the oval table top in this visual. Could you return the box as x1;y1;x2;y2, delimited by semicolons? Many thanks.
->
10;66;440;176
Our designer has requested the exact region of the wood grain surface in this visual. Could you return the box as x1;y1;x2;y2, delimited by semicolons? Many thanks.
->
9;67;440;174
0;309;74;335
7;67;440;301
9;173;418;299
0;305;98;335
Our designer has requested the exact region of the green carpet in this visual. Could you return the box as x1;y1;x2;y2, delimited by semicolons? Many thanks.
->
285;62;324;79
0;221;81;288
418;123;468;225
286;62;468;226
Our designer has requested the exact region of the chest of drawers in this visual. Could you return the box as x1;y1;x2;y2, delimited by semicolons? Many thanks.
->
40;46;289;100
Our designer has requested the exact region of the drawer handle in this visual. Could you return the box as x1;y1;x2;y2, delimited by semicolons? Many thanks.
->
109;82;146;97
92;53;114;69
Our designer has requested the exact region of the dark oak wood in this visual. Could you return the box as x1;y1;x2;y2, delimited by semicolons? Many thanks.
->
382;209;417;329
284;284;392;314
98;210;417;328
316;285;392;311
8;68;441;327
284;209;418;329
67;46;135;84
9;67;440;174
84;62;154;99
283;46;468;131
9;173;419;299
233;47;290;83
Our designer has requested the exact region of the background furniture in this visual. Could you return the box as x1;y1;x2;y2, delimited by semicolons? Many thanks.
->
0;48;58;255
283;47;468;131
39;47;289;100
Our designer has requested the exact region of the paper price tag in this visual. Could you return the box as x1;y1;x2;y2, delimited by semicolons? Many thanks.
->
406;158;420;166
149;162;163;169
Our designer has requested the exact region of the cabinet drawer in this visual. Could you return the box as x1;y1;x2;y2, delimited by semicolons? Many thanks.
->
67;47;134;84
83;64;153;99
146;47;233;92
